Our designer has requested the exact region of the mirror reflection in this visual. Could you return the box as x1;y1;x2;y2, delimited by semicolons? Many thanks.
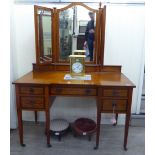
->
38;9;52;63
59;8;73;60
59;6;96;62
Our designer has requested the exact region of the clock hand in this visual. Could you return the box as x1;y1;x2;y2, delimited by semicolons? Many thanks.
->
75;64;80;69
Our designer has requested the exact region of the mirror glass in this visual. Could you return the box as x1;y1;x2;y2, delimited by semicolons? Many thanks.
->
59;6;96;62
37;9;52;63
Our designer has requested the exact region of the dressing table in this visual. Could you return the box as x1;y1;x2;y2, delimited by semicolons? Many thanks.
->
13;2;135;150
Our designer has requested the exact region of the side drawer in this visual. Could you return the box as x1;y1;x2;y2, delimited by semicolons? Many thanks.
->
19;86;44;95
103;88;128;97
101;99;127;113
50;87;97;96
20;97;45;109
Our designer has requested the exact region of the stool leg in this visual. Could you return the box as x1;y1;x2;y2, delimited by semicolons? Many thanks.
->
34;111;38;124
88;135;91;141
73;132;77;137
58;135;61;141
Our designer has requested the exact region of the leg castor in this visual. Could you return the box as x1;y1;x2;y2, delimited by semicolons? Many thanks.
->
47;144;52;148
124;146;128;151
58;135;61;141
113;122;117;126
94;146;98;150
21;144;26;147
73;133;77;137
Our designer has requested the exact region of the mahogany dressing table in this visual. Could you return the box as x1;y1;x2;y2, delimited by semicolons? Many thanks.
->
13;2;135;150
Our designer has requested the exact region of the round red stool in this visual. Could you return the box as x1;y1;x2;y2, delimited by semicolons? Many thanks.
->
72;118;96;141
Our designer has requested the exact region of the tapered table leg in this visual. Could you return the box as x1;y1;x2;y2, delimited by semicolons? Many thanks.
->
94;112;101;150
94;94;101;150
124;88;133;151
17;108;26;147
124;113;130;151
45;109;51;147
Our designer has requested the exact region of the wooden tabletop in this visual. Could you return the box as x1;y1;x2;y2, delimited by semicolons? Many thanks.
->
13;71;135;87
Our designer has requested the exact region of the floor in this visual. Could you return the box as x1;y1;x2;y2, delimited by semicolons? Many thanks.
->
10;122;145;155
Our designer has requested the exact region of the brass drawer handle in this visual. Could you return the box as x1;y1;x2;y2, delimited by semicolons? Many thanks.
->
29;100;36;107
112;90;119;96
29;88;34;93
55;88;62;93
112;101;117;108
86;89;91;94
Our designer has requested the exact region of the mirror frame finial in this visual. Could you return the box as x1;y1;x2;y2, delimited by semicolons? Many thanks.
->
99;2;102;8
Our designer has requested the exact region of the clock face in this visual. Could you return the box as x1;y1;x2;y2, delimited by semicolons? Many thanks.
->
72;62;83;73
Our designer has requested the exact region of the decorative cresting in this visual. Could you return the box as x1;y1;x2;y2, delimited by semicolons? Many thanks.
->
33;2;106;72
58;2;98;12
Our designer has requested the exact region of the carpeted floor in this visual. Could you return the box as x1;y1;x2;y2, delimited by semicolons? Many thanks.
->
10;122;145;155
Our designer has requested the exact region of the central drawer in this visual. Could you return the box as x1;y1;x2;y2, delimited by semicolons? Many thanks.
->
50;87;97;96
19;86;44;95
20;96;45;109
101;99;127;113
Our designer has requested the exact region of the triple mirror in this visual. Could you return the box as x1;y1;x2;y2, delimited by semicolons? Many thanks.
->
34;3;105;67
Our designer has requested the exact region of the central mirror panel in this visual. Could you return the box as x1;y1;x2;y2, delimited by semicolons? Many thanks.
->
59;6;96;62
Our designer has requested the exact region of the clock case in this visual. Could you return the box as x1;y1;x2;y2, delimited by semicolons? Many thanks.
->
69;55;86;77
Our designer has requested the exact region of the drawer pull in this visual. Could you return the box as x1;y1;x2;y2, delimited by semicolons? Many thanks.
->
86;89;91;95
112;101;117;108
30;101;35;107
29;88;34;93
56;88;62;93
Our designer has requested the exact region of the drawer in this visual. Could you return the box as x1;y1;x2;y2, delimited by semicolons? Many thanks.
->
103;89;128;97
50;87;97;96
19;86;44;95
20;97;45;109
101;99;127;112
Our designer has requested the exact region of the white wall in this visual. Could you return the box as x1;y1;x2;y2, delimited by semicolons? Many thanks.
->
10;4;144;128
104;5;145;113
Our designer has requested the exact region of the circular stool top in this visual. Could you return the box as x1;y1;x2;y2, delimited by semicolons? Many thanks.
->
50;119;69;132
72;118;96;135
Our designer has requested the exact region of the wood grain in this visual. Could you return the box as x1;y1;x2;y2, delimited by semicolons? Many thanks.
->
13;71;135;88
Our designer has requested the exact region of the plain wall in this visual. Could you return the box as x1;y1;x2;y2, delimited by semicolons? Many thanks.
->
10;3;144;128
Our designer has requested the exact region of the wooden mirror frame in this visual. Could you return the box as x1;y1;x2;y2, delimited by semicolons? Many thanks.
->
34;5;54;64
33;2;107;72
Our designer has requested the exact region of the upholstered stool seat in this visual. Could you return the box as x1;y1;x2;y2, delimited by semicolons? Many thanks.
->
50;119;69;141
72;118;96;141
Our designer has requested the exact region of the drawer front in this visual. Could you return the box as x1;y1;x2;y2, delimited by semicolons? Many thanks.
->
101;99;127;112
19;86;44;95
103;89;128;97
20;97;45;109
51;87;97;96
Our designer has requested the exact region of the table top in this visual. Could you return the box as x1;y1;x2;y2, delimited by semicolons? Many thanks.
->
13;71;135;87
